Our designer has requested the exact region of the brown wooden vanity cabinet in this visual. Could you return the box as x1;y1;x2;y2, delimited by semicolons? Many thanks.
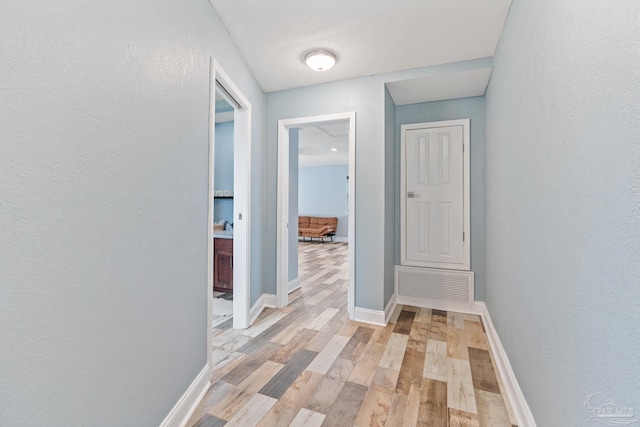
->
213;238;233;293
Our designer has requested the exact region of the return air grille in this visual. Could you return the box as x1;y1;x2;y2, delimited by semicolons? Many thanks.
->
395;266;473;303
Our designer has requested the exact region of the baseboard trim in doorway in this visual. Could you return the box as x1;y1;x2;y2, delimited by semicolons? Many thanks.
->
288;278;301;294
477;302;537;427
159;365;211;427
249;293;277;326
384;293;397;324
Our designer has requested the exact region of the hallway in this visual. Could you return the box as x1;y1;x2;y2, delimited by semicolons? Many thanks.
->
189;243;515;426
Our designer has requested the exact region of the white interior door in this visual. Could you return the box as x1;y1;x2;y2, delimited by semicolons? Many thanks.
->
401;120;470;271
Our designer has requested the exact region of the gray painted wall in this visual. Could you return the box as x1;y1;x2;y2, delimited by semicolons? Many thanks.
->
484;0;640;424
265;59;493;311
214;121;234;223
298;165;349;239
288;129;299;283
395;97;485;299
0;1;265;425
266;78;387;310
384;88;397;306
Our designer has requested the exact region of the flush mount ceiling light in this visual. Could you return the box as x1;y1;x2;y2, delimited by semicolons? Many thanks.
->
330;147;338;152
304;49;337;72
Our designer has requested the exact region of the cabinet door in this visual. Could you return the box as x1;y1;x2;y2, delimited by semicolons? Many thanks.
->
213;239;233;293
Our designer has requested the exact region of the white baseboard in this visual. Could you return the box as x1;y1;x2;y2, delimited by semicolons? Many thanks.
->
477;302;536;427
263;294;277;307
353;306;387;326
392;297;535;426
333;236;348;243
288;278;301;294
384;293;397;324
249;293;277;326
395;294;482;315
352;294;396;327
159;365;211;427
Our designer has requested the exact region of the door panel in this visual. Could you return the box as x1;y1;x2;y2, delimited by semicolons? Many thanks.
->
214;238;234;293
405;125;464;266
416;202;429;255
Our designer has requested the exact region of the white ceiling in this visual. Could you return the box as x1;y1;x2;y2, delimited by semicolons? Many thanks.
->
387;68;493;106
298;121;350;167
214;94;234;123
209;0;512;94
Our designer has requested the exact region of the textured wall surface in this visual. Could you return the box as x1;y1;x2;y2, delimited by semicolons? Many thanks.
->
266;78;386;310
298;165;349;239
214;121;234;223
265;59;492;311
484;0;640;424
395;97;485;299
0;1;265;425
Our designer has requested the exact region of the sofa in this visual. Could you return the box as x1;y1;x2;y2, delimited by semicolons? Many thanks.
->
298;216;338;242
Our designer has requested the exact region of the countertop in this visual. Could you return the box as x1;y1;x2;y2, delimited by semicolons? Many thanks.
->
213;231;234;240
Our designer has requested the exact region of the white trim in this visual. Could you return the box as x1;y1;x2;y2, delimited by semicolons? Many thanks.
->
206;60;215;370
208;58;252;375
395;294;482;315
400;118;471;271
351;293;396;327
478;302;537;427
288;278;301;294
353;306;387;326
384;293;397;325
277;112;356;320
333;236;348;243
391;297;536;427
159;365;211;427
276;119;289;309
249;293;277;326
347;114;356;321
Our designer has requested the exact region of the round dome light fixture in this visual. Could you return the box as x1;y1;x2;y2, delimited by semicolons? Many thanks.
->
304;49;337;72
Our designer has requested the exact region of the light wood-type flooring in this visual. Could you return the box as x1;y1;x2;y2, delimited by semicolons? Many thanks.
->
212;291;234;328
189;242;517;427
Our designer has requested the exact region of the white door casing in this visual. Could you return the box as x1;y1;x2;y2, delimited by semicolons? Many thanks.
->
207;59;252;374
401;119;470;271
276;112;356;320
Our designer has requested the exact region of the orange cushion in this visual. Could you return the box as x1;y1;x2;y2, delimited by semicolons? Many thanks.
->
298;216;338;237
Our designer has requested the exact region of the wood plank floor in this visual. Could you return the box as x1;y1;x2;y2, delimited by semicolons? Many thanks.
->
212;291;234;328
189;242;517;427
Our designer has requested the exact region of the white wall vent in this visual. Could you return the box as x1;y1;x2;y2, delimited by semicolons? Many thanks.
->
395;265;474;304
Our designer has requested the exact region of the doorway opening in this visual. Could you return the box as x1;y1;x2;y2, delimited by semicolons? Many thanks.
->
207;59;252;369
211;92;235;327
276;113;356;319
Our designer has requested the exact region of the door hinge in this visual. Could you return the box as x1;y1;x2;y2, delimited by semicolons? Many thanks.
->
463;232;465;242
463;143;465;153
